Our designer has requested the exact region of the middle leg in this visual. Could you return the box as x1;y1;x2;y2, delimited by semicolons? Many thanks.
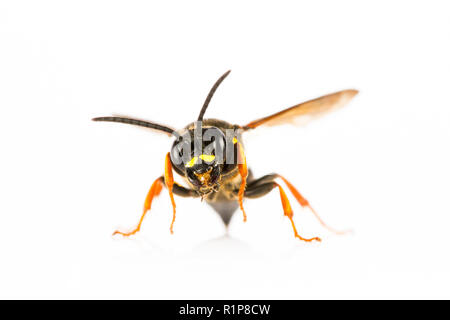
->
247;174;349;235
245;177;321;242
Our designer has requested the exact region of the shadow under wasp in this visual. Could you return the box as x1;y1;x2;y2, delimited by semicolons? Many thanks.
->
93;70;358;242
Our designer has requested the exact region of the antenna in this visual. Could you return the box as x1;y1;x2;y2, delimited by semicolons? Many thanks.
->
92;116;176;136
197;70;231;121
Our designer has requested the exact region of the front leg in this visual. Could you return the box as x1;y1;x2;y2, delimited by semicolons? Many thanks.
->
112;176;164;237
236;140;248;222
113;153;199;237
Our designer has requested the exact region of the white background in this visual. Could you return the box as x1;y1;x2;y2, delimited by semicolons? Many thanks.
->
1;1;449;299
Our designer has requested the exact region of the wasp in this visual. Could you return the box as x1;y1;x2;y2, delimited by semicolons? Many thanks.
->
93;70;358;242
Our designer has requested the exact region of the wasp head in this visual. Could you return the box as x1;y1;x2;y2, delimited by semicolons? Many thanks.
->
170;124;229;196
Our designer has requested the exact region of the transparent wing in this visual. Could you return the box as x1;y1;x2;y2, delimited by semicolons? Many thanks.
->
243;89;358;129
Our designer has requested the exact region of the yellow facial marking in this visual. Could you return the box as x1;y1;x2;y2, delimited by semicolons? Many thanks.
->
199;154;215;162
185;154;215;168
185;156;198;168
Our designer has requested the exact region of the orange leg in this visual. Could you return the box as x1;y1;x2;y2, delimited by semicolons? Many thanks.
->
164;152;177;234
274;182;321;242
113;177;164;237
113;152;177;237
278;175;350;235
237;141;248;222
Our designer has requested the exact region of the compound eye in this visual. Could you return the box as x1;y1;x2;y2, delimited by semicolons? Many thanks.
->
170;138;190;170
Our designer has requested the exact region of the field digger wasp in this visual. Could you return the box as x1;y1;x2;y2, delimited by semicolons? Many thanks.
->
93;70;358;242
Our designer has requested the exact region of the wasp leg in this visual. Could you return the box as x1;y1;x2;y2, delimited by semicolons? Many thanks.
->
236;141;248;222
113;153;199;237
246;174;349;236
172;182;199;198
113;176;164;237
244;180;321;242
277;175;350;235
246;173;278;189
163;152;178;233
112;176;199;237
